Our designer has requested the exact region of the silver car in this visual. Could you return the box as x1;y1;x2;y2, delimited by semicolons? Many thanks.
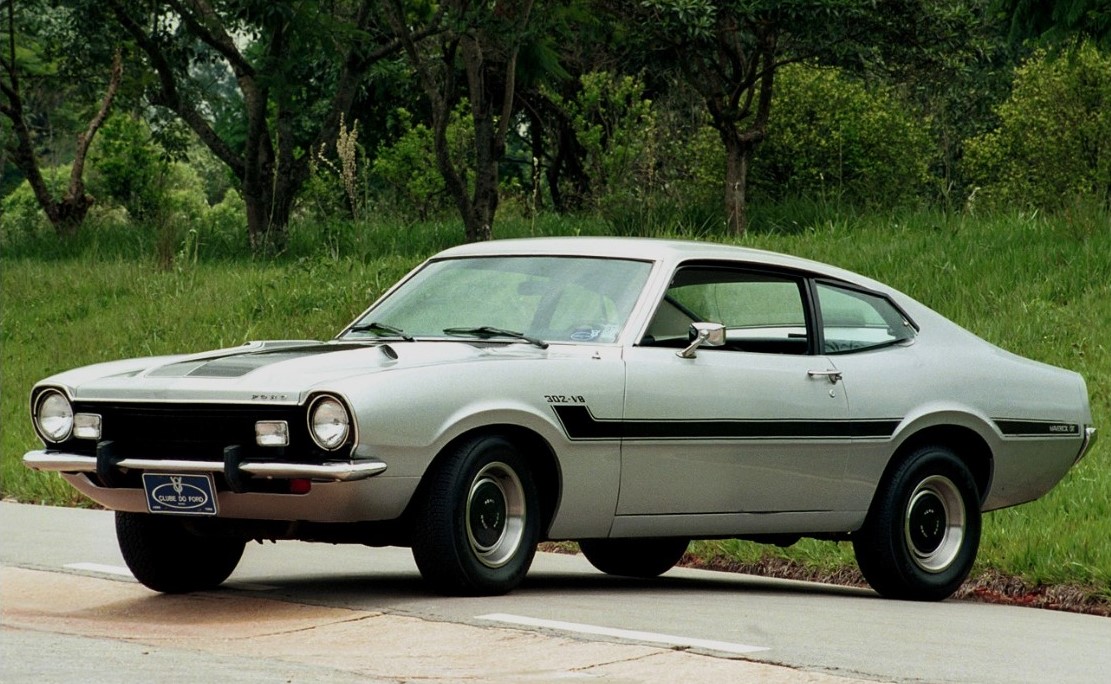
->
25;237;1096;600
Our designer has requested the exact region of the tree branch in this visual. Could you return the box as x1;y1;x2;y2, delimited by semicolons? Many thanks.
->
68;48;123;198
106;0;244;178
167;0;256;79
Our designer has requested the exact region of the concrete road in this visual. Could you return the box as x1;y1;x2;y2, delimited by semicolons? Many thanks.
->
2;502;1108;683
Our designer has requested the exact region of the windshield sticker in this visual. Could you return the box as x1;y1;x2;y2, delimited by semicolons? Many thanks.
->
570;327;602;342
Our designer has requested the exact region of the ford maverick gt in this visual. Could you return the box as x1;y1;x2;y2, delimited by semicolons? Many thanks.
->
25;238;1096;600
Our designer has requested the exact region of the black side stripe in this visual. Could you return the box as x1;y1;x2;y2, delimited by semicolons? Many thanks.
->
994;419;1082;437
551;405;900;441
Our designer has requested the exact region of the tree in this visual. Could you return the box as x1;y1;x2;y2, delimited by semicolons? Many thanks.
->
103;0;420;252
1;0;122;235
998;0;1111;49
608;0;981;234
386;0;536;242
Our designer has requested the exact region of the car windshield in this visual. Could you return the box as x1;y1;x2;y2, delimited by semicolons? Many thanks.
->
344;256;653;344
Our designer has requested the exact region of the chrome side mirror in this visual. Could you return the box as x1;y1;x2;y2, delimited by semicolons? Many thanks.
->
677;322;726;358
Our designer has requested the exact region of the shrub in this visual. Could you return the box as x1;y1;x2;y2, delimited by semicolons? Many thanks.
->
370;106;474;220
545;72;659;211
962;44;1111;211
543;72;723;234
0;167;68;240
750;64;934;207
90;114;171;222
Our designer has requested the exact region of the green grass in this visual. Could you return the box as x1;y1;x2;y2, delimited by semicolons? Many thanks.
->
2;208;1108;595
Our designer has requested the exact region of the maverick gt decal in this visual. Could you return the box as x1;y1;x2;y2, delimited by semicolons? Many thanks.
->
551;404;901;441
994;419;1082;437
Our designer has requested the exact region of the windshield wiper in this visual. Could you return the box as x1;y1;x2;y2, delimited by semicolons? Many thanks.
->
443;326;549;349
347;321;414;341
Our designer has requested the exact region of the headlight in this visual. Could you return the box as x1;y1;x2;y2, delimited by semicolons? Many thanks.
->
35;389;74;443
308;395;351;451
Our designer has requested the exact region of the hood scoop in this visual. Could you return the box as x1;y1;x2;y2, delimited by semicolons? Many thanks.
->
147;343;371;379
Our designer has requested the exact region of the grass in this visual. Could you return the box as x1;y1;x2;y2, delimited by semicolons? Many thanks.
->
1;207;1108;597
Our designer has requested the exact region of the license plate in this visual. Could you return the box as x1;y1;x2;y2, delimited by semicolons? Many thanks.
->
142;473;218;516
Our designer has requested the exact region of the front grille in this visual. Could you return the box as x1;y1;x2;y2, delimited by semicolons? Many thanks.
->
64;401;338;462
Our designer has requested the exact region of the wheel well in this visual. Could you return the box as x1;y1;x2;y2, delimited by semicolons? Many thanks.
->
891;425;993;503
409;425;562;539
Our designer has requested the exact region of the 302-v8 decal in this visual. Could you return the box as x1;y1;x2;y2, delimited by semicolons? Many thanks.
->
544;394;586;404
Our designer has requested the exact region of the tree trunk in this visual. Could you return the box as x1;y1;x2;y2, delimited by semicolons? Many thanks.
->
1;39;120;237
721;128;750;236
388;0;534;243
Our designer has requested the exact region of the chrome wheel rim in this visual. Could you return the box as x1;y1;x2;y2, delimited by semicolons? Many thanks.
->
466;462;526;569
904;475;966;573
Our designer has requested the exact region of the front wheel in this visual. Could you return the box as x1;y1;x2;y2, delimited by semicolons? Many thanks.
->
411;435;541;596
852;445;981;601
116;512;245;593
580;538;690;578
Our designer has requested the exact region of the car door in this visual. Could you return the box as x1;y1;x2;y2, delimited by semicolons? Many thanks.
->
810;279;920;512
618;264;851;519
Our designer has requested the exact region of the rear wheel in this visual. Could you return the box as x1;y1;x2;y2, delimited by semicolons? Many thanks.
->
852;445;981;601
116;512;245;593
411;435;540;595
580;538;690;578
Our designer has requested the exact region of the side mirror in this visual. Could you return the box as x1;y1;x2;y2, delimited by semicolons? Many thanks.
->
677;322;726;358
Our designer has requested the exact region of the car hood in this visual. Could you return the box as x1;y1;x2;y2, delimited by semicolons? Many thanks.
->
46;340;541;405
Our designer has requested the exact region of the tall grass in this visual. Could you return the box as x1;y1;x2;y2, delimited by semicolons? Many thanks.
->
1;207;1107;594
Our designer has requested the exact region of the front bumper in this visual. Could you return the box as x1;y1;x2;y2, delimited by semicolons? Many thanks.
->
24;449;415;523
24;450;387;482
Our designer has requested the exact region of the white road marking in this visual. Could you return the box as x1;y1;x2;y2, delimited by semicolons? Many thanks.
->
64;562;134;578
477;613;769;655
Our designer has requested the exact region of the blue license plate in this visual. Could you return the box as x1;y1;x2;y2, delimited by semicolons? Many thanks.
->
142;473;218;516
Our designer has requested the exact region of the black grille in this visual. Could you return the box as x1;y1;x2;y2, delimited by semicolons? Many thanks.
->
65;401;335;462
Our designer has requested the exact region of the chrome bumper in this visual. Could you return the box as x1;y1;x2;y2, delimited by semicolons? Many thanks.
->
23;450;387;482
1076;426;1097;465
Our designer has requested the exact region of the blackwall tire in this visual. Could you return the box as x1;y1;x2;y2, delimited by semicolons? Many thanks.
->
852;445;981;601
116;512;245;593
579;538;690;578
411;435;540;596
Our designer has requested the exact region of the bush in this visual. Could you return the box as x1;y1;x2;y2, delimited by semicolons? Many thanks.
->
369;106;474;221
962;44;1111;211
543;72;723;234
750;64;934;207
90;114;171;222
0;167;66;240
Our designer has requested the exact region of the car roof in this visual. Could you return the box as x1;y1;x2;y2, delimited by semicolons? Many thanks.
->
434;236;886;293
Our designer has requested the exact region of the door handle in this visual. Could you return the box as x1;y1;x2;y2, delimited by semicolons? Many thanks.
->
807;369;842;384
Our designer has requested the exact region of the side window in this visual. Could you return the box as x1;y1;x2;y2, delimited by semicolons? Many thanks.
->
817;283;916;353
643;267;810;354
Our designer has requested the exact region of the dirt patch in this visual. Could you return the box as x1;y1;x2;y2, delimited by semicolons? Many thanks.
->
680;555;1111;617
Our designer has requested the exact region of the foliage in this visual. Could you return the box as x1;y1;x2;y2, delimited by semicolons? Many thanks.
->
751;64;935;206
369;105;476;221
997;0;1111;49
0;164;69;236
94;0;408;251
962;44;1111;211
549;72;656;204
89;113;170;222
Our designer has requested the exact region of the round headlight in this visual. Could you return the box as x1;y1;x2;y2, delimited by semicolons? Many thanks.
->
309;396;350;451
36;390;74;443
